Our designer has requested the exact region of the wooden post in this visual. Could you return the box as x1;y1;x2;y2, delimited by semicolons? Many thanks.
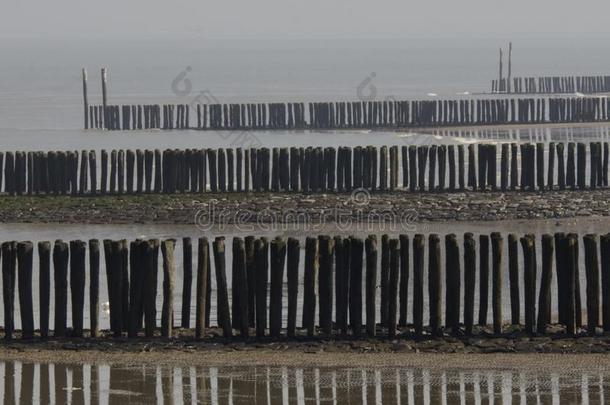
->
463;233;476;335
508;234;520;325
161;239;176;338
380;234;390;328
318;236;334;336
399;235;409;327
213;237;232;338
270;237;286;338
413;235;425;336
537;234;554;334
2;242;16;339
365;235;378;337
349;237;363;338
387;239;400;338
303;237;318;337
89;239;100;338
253;237;268;337
565;234;577;335
287;238;300;338
17;241;34;339
234;237;250;338
101;68;108;129
53;240;69;338
245;236;256;328
600;233;610;332
445;234;460;335
195;237;209;339
82;68;89;129
38;241;51;338
478;235;490;326
521;234;536;334
584;234;600;335
181;238;193;329
428;234;442;336
69;240;86;338
491;233;503;335
557;143;565;190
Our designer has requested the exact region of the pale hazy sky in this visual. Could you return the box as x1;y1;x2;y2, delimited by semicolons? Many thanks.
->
0;0;606;39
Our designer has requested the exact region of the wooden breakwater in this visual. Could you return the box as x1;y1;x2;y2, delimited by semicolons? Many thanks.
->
85;96;610;130
492;75;610;94
1;232;608;340
0;141;608;195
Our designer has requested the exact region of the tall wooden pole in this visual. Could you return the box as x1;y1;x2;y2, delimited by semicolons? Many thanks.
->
82;69;89;129
507;42;513;93
499;48;504;92
101;68;108;130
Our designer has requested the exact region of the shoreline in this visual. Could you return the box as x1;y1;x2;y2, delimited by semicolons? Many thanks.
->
0;189;609;225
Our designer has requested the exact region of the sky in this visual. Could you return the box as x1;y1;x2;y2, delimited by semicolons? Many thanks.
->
0;0;607;39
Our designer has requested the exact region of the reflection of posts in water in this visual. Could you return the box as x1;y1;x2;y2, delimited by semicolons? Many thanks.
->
70;364;85;404
55;364;68;405
161;367;175;405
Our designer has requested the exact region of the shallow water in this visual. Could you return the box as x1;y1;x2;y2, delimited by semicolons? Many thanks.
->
0;217;607;331
0;360;608;404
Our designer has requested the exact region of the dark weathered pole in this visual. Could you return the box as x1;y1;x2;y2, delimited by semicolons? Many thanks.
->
286;238;300;338
38;241;51;338
478;235;490;326
270;237;286;338
387;239;400;338
161;239;176;338
53;240;69;338
445;234;460;335
521;234;536;334
600;233;610;332
234;237;249;338
101;68;108;129
565;234;578;335
89;239;100;338
490;233;503;335
213;237;232;338
245;236;256;328
399;235;409;327
254;237;268;337
349;237;363;338
413;234;425;336
17;241;34;339
584;234;600;335
380;234;390;328
69;240;86;338
181;238;193;329
365;235;378;337
195;237;209;339
2;242;17;339
537;234;554;334
463;233;476;335
428;234;442;336
82;68;89;129
318;236;334;336
508;234;520;325
303;237;319;337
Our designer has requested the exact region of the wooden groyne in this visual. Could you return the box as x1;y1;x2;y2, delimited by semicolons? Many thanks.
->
85;96;610;130
492;75;610;94
0;141;608;195
1;232;608;340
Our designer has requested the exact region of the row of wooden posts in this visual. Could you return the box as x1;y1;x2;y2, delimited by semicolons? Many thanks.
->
0;141;608;195
492;75;610;95
85;96;610;130
1;232;610;340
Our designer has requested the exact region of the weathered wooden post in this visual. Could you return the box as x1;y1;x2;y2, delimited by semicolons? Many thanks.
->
413;235;425;336
557;143;566;190
479;235;490;326
508;234;520;325
195;237;209;339
53;240;69;338
428;234;442;336
17;241;34;339
600;233;610;332
69;240;86;338
269;237;286;338
584;234;600;335
565;234;578;335
88;239;100;338
387;239;400;338
82;68;89;129
38;241;51;338
213;237;232;338
2;242;16;339
463;233;476;335
181;238;192;329
287;238;300;338
399;235;409;327
143;240;159;338
537;234;554;334
303;237;319;337
567;142;576;189
521;234;536;334
318;236;334;336
365;235;378;337
380;234;390;328
445;234;460;335
234;237;249;338
490;233;503;335
161;239;176;338
101;68;108;129
252;237;268;337
349;237;363;337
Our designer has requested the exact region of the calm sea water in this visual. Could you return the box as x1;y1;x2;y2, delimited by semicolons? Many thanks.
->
2;37;610;149
1;360;608;404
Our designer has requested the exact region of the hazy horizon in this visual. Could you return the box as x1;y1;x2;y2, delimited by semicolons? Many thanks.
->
1;0;608;39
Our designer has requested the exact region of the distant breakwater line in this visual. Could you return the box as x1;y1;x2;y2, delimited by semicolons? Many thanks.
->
492;75;610;95
0;141;608;195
